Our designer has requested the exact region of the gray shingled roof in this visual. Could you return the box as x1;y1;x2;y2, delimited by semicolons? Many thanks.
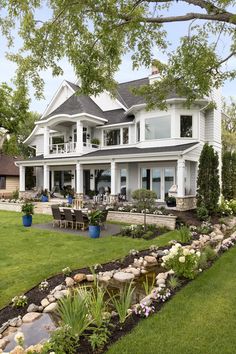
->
117;77;149;107
24;143;198;162
0;154;20;176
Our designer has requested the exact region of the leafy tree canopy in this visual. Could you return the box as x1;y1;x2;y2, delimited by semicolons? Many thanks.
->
222;97;236;152
1;1;236;108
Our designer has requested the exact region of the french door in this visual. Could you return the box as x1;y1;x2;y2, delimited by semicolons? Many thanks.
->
141;167;175;201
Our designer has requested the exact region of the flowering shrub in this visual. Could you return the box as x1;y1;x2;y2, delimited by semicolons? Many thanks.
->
14;332;25;347
39;280;49;292
12;295;28;308
153;286;171;302
162;244;201;279
129;249;139;256
218;199;236;216
196;221;213;235
134;302;155;318
149;245;159;251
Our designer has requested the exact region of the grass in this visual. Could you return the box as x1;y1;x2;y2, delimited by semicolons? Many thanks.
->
0;211;179;309
107;245;236;354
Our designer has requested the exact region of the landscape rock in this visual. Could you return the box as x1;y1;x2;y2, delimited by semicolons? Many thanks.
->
156;250;166;257
73;273;86;283
8;317;21;327
125;267;141;276
65;277;75;287
140;295;153;306
141;269;148;274
156;278;165;286
54;290;67;300
156;272;168;280
0;322;9;334
9;345;25;354
113;272;134;282
0;337;9;350
144;255;157;263
86;274;94;282
43;302;58;313
41;298;50;307
3;326;17;336
25;344;43;353
98;275;111;282
47;295;56;303
22;312;41;323
27;304;40;313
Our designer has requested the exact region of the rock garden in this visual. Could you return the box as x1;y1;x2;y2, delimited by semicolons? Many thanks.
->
1;215;236;354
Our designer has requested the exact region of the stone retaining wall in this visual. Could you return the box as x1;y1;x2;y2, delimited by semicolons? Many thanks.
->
176;196;197;211
107;211;177;230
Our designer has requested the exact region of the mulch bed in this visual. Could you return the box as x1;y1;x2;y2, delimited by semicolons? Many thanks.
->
170;209;221;227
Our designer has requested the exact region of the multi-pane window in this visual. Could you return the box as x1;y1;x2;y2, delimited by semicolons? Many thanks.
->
0;176;6;189
123;128;129;144
136;121;140;142
104;129;120;146
145;116;171;140
180;115;192;137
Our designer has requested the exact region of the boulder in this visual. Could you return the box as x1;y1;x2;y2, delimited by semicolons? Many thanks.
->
113;272;134;282
9;345;25;354
86;274;94;282
140;295;153;306
65;277;75;287
144;255;157;263
98;275;111;282
43;302;58;313
8;317;21;327
47;295;56;303
125;267;141;277
141;269;148;274
22;312;41;323
41;298;50;307
0;322;9;334
0;337;9;350
156;272;168;280
156;278;165;286
27;303;40;313
54;290;67;300
73;273;86;283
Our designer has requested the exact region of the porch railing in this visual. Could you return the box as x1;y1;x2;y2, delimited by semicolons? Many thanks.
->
49;142;100;154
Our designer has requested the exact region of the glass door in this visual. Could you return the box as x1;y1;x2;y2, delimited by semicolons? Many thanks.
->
164;168;175;199
152;168;161;200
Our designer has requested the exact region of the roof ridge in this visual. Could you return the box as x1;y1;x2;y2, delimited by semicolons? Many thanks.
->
118;77;148;86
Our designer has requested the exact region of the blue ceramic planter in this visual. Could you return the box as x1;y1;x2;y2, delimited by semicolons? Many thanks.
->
89;225;101;238
22;215;32;227
67;196;73;204
41;195;49;202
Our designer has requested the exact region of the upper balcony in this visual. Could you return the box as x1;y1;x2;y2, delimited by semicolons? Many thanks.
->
49;141;100;155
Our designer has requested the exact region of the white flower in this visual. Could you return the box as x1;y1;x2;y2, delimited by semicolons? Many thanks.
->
190;249;195;254
179;256;186;263
196;251;201;257
183;248;190;256
14;332;24;343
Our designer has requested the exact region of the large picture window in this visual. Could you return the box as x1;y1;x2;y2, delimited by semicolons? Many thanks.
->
0;176;6;189
180;115;192;137
104;129;120;146
136;122;140;142
145;116;171;140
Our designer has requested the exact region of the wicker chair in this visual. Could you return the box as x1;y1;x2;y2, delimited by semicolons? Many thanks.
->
74;209;88;230
51;207;65;228
100;210;108;229
63;208;74;229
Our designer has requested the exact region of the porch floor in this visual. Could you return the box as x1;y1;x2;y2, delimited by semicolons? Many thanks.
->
32;222;122;237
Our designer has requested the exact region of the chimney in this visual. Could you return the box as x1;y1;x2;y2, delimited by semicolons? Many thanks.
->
149;63;160;85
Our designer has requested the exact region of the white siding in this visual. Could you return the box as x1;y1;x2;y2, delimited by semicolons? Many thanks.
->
90;92;124;111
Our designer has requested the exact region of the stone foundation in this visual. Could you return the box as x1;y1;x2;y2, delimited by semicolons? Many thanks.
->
107;211;177;230
176;196;197;211
19;191;36;199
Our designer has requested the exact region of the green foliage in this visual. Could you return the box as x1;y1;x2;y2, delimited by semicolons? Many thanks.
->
142;274;156;296
21;202;34;215
132;189;157;228
41;325;79;354
179;226;191;244
222;98;236;153
196;205;210;221
12;189;19;200
88;324;111;352
57;289;92;337
11;294;28;308
222;151;236;200
88;210;103;226
110;282;135;324
86;285;107;329
218;198;234;216
197;144;220;214
167;275;180;290
143;230;154;240
203;246;217;262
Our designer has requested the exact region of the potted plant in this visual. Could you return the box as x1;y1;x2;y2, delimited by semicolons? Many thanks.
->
88;210;103;238
165;196;176;207
67;189;74;204
41;189;49;202
21;202;34;227
90;138;100;148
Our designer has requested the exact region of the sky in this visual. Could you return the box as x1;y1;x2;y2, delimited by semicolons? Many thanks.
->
0;1;235;114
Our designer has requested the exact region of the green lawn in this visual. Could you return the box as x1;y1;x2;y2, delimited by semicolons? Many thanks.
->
0;211;178;309
107;244;236;354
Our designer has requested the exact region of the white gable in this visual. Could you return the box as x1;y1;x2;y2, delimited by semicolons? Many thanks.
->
90;91;126;111
41;81;76;119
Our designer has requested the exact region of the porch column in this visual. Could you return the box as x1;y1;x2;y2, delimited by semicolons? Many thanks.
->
76;120;83;154
76;162;83;194
90;168;95;191
51;170;54;190
110;161;119;202
43;164;50;190
44;126;49;156
177;158;185;197
19;165;26;192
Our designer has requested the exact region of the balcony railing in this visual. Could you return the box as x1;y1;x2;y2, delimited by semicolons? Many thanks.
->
49;142;100;155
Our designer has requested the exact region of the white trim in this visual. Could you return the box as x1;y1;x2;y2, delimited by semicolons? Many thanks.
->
41;80;76;119
36;113;108;126
96;121;134;129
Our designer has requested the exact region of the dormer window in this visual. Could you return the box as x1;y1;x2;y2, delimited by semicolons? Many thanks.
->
145;116;171;140
103;127;129;146
180;115;192;137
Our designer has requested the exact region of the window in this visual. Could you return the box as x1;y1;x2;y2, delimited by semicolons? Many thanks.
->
136;122;140;142
164;168;175;198
51;135;64;145
0;176;6;189
104;129;120;146
145;116;171;140
123;128;129;144
141;169;151;190
152;168;161;199
180;115;192;137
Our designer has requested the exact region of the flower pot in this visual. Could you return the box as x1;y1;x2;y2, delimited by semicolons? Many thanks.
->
67;196;73;204
41;195;49;202
89;225;101;238
22;215;32;227
166;200;176;207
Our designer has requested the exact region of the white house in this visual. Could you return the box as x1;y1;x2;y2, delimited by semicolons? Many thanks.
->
16;70;222;210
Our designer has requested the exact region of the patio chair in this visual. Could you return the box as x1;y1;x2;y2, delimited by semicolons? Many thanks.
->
74;209;88;230
63;208;74;229
100;210;108;229
51;207;65;228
